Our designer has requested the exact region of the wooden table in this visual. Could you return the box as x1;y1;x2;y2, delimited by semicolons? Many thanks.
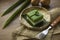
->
0;0;60;40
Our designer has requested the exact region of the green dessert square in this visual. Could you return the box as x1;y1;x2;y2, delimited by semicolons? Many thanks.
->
25;10;44;26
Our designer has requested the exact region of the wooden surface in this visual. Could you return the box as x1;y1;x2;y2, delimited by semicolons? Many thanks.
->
0;0;60;40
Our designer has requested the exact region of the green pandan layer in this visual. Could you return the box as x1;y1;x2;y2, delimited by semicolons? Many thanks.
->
26;10;38;17
31;13;43;22
27;16;43;26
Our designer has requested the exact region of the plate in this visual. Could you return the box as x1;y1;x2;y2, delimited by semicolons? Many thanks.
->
19;6;51;31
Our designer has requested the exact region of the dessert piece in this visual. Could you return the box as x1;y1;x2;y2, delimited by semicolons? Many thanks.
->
26;10;43;26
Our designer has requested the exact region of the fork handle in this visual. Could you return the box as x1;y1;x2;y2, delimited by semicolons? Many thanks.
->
51;16;60;27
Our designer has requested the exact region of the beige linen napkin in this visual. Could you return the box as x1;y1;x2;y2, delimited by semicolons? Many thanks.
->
12;8;60;40
49;8;60;40
49;8;60;34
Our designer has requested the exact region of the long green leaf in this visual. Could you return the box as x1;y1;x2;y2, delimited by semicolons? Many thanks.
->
1;0;25;16
3;0;31;29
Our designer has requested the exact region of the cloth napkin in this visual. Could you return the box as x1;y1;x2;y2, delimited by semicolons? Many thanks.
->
12;8;60;40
